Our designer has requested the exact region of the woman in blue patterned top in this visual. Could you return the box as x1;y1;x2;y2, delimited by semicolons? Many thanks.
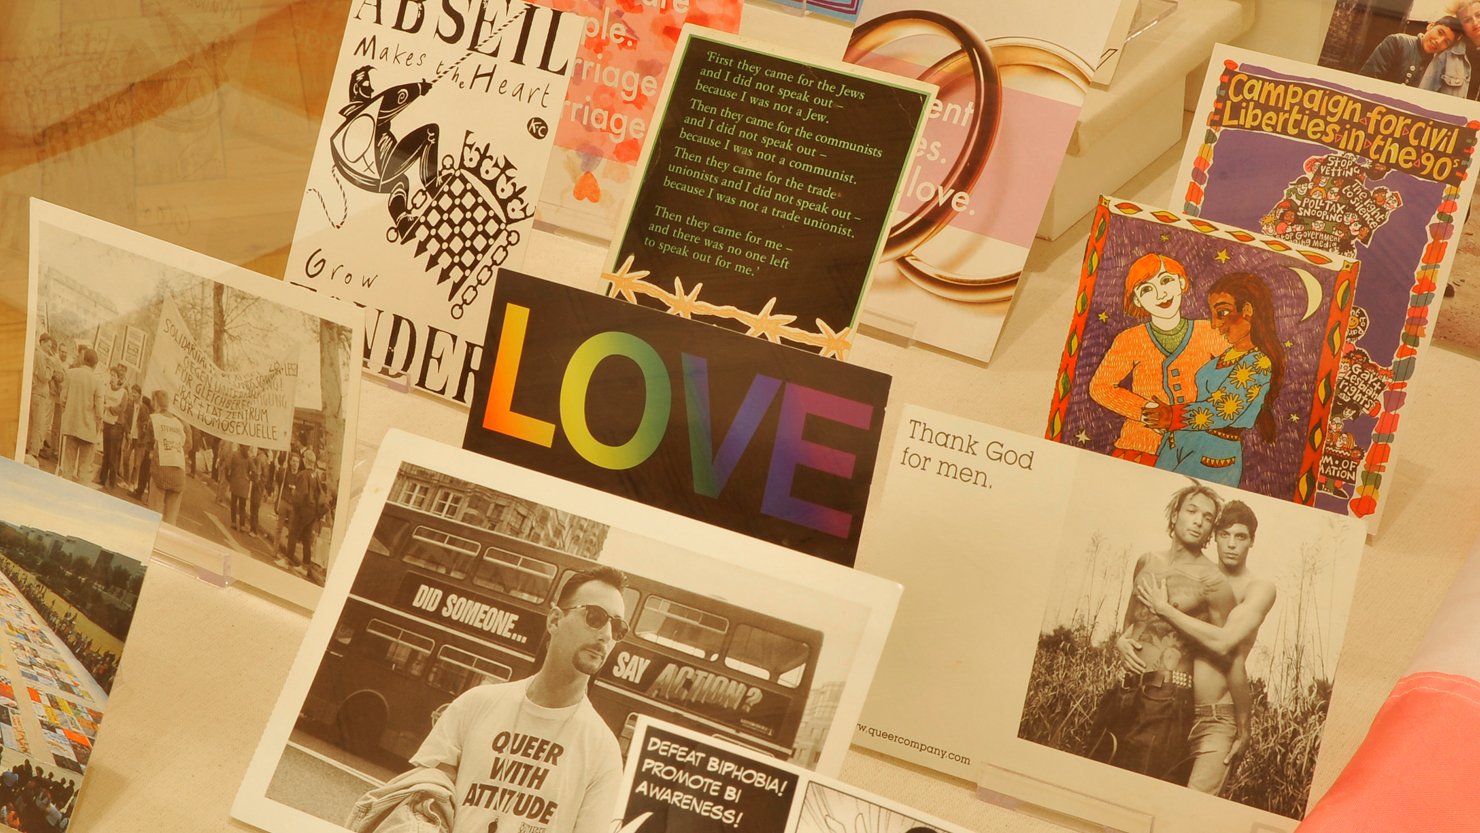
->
1145;272;1285;487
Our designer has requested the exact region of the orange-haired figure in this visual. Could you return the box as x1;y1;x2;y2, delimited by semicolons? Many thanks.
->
1089;253;1229;464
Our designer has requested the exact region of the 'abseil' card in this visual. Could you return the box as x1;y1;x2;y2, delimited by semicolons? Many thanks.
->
287;1;580;405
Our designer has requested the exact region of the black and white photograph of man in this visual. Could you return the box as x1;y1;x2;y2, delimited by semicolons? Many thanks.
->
237;446;898;833
1019;475;1354;820
347;567;627;833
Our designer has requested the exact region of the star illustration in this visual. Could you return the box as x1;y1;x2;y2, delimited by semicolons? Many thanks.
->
1289;413;1301;422
1097;311;1109;322
1284;339;1294;348
815;319;853;360
667;278;703;319
742;297;797;343
1075;430;1091;443
1215;249;1230;263
601;255;651;303
1160;233;1171;242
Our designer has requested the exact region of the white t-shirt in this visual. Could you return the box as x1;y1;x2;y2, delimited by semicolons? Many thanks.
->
410;679;622;833
150;413;188;469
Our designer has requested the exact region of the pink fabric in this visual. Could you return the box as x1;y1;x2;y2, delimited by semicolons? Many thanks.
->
1298;672;1480;832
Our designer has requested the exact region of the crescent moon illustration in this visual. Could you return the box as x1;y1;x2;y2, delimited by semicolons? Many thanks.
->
1294;267;1323;321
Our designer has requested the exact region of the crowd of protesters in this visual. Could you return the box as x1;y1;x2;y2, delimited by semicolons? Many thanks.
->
0;564;121;694
25;332;336;577
0;760;78;832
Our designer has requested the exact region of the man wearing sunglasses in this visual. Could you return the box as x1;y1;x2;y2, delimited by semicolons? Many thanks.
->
402;566;628;833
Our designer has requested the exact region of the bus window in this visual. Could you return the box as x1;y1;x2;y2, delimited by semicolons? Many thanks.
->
634;597;728;661
403;525;480;579
471;547;557;603
426;645;514;695
723;624;810;689
359;619;434;676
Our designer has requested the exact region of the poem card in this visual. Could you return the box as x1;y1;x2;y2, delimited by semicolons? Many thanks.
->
854;404;1366;833
845;0;1122;362
1046;197;1357;510
462;269;892;566
232;432;901;833
604;26;934;358
538;0;745;239
1177;47;1480;523
20;201;363;609
285;0;580;405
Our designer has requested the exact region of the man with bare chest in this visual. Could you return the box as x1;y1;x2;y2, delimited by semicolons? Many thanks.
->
1091;484;1236;783
1137;500;1277;794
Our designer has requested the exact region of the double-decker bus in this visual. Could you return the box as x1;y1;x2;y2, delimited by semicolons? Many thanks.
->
298;497;824;776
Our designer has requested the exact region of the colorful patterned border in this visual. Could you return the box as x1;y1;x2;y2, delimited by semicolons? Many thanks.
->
1047;196;1355;506
1185;58;1480;517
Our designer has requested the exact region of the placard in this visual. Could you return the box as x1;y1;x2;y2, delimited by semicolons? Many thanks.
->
285;0;581;405
605;26;933;357
854;404;1366;833
463;269;891;566
1177;47;1480;522
1047;197;1357;508
232;431;901;833
616;717;979;833
19;201;363;608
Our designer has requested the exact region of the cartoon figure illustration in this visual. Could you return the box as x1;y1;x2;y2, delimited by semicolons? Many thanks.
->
315;62;536;320
1318;334;1390;499
1259;153;1402;257
329;65;441;240
1147;272;1286;486
1088;253;1230;465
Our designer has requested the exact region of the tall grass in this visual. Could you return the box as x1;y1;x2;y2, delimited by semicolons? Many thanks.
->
1017;625;1331;819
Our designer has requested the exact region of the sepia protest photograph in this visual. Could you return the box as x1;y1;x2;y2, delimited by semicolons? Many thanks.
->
0;456;160;833
1016;461;1364;823
233;431;900;833
18;201;362;605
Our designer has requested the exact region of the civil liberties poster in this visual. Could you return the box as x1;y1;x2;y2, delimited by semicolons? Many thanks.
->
605;26;933;358
845;0;1122;363
1176;47;1480;523
286;0;581;405
19;201;363;609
